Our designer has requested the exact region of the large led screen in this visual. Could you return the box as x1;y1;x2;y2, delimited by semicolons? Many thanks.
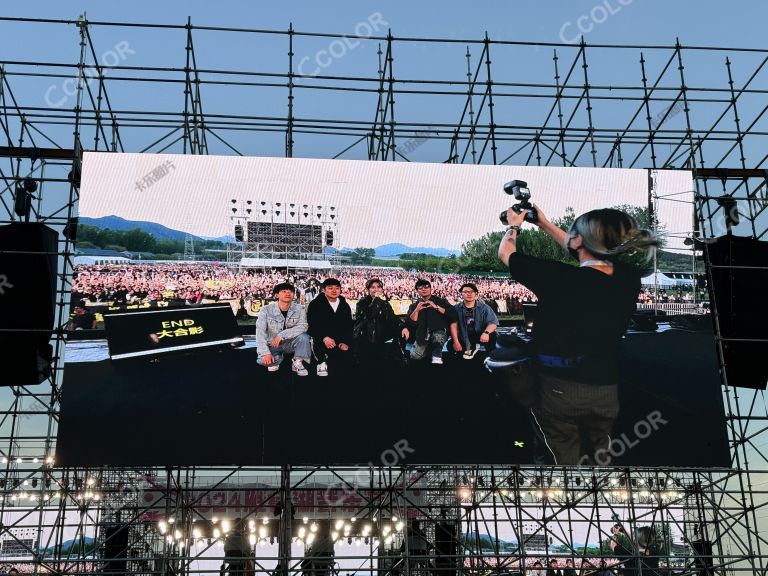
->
57;153;729;467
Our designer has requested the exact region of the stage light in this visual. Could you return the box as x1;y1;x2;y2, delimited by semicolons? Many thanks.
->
86;477;96;486
395;521;404;532
259;526;267;538
351;516;357;522
174;529;182;540
16;458;21;463
290;204;295;208
13;178;37;221
332;531;339;541
363;524;371;535
306;533;315;545
221;520;231;534
32;458;38;464
1;457;7;464
231;199;237;204
247;200;252;205
168;518;176;524
46;457;54;465
392;516;398;522
382;525;391;536
166;535;173;545
213;528;221;539
298;527;306;539
347;537;353;545
385;535;393;546
302;516;309;524
23;480;29;486
232;208;237;214
193;528;201;539
157;520;167;534
249;534;257;546
211;517;218;524
248;519;256;531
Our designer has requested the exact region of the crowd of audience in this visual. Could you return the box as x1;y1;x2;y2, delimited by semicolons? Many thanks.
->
71;263;700;310
70;264;540;307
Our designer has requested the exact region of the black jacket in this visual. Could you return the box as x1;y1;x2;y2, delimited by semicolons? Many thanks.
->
307;295;353;345
405;295;457;344
353;295;405;345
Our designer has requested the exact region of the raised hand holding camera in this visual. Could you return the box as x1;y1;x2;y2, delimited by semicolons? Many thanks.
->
499;180;538;225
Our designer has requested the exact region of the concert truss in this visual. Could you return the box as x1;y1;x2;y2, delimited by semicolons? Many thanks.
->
0;15;767;575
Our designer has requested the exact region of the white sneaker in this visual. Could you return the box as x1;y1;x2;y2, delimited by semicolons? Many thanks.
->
316;362;329;377
291;358;308;377
463;344;480;360
431;356;443;365
267;363;280;372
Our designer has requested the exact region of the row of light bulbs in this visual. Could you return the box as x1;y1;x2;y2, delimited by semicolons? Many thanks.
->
457;486;684;504
1;456;55;465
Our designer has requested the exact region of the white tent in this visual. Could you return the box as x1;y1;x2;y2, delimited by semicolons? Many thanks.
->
641;272;683;287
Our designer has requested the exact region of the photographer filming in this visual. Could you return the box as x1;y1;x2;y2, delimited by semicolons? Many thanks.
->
496;183;660;465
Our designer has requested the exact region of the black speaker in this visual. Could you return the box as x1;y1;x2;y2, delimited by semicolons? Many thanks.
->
434;521;457;576
707;235;768;389
234;224;244;242
325;230;334;246
103;524;129;573
0;222;57;385
691;539;714;576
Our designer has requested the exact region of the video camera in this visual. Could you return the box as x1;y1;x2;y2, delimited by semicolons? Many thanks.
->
500;180;538;225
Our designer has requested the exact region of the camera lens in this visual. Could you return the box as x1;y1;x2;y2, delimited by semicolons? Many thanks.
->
499;210;509;225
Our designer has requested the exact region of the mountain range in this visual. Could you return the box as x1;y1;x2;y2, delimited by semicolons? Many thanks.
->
79;215;458;256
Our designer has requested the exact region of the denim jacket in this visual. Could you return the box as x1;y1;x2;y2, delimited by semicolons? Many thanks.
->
454;299;498;348
255;301;308;357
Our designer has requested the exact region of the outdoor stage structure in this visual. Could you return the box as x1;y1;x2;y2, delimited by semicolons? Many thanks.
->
226;198;339;268
0;15;767;575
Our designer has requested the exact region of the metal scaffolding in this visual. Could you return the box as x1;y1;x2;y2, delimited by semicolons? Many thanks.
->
0;15;767;575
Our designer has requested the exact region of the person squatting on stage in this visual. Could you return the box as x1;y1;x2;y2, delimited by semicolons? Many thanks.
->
497;203;660;465
352;278;410;368
255;282;312;376
307;277;354;377
450;282;499;360
405;279;458;365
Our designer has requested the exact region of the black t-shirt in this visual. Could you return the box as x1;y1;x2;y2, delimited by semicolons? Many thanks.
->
72;311;96;330
508;252;640;385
